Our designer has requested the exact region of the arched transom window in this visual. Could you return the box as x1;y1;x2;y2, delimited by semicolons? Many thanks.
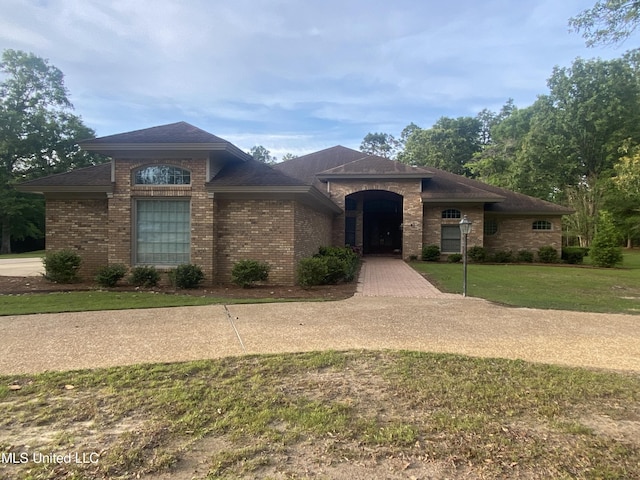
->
134;165;191;185
532;220;552;230
441;208;461;219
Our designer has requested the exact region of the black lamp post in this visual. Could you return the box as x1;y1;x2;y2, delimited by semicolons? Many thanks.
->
459;215;472;297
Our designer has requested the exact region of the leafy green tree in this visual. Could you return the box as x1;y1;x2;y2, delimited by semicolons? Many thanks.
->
590;210;624;267
249;145;276;164
360;132;399;159
398;116;482;176
0;49;99;254
570;0;640;47
280;152;298;161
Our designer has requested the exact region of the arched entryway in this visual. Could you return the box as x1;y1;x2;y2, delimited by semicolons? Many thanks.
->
344;190;403;255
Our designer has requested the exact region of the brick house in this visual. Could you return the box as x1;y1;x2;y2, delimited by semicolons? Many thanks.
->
18;122;573;285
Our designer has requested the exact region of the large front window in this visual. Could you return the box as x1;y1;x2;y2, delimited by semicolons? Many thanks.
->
441;225;461;253
136;200;190;265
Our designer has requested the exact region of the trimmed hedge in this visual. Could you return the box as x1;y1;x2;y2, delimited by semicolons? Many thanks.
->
297;246;360;287
537;246;559;263
421;244;441;262
43;249;82;283
169;264;205;289
562;247;588;265
129;266;160;287
231;260;270;288
95;264;128;287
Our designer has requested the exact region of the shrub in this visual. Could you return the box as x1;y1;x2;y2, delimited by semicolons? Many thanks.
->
231;260;270;288
315;246;359;282
590;211;623;268
297;257;328;288
537;246;559;263
43;249;82;283
129;266;160;287
95;264;128;287
323;256;348;284
467;246;487;263
516;250;534;263
169;264;205;289
562;247;588;265
422;244;440;262
447;253;462;263
491;250;514;263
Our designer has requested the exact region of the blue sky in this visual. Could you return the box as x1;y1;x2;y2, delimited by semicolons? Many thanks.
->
1;0;636;158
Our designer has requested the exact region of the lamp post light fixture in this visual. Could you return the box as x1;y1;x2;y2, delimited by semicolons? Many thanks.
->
459;215;473;297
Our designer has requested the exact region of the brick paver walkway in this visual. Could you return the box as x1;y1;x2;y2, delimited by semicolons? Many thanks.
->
355;257;459;298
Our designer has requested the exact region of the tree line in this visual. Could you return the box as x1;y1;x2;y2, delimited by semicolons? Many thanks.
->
360;50;640;248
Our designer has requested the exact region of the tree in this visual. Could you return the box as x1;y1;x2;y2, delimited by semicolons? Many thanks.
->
570;0;640;47
359;132;399;159
398;116;482;176
280;152;298;161
590;210;624;267
249;145;276;164
0;49;99;254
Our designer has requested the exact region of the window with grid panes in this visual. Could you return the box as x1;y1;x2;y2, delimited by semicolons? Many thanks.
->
135;200;190;265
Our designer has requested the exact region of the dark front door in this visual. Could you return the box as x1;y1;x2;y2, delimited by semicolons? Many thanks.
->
362;193;402;254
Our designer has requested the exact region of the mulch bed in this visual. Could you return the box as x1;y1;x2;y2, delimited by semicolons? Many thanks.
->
0;275;357;300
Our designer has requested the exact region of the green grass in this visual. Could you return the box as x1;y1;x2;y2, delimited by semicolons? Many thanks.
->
1;351;638;479
0;250;44;259
412;250;640;314
0;291;295;316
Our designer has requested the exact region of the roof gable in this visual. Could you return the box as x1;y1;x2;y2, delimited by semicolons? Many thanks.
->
317;155;431;178
80;121;251;160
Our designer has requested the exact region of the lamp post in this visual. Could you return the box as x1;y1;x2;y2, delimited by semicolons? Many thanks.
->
459;215;472;297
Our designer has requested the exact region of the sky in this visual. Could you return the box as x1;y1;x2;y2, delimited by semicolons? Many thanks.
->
1;0;638;159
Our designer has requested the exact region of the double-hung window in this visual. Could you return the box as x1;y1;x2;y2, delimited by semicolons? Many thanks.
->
135;200;190;265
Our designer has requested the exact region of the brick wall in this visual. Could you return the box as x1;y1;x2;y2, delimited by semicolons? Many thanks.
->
483;215;563;253
293;203;333;264
45;197;108;279
215;199;295;284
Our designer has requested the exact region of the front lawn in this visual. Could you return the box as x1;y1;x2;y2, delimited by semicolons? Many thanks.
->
412;250;640;314
1;351;638;479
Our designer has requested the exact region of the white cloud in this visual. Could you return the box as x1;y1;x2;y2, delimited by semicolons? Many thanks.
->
0;0;634;151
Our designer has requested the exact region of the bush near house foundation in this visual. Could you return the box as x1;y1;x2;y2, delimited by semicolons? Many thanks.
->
43;249;82;283
421;244;441;262
562;247;589;265
169;264;205;289
231;260;270;288
467;246;487;263
129;266;160;287
447;254;462;263
537;246;559;263
95;264;128;287
297;246;360;287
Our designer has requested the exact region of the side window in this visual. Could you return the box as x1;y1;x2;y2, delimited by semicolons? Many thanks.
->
135;200;190;265
484;219;498;236
532;220;552;231
134;165;191;185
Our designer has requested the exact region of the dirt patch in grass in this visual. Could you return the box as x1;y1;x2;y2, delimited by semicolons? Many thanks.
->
0;275;357;300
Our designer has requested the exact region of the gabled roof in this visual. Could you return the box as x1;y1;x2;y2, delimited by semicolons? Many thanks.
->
80;121;251;160
273;146;365;185
317;155;431;179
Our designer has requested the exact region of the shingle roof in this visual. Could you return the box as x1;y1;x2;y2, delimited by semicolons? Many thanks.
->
318;155;431;177
273;146;365;186
80;121;229;145
17;163;112;192
79;121;251;160
207;159;308;187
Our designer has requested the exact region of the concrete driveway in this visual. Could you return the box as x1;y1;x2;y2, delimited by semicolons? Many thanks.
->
1;297;639;375
0;257;638;376
0;257;44;277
